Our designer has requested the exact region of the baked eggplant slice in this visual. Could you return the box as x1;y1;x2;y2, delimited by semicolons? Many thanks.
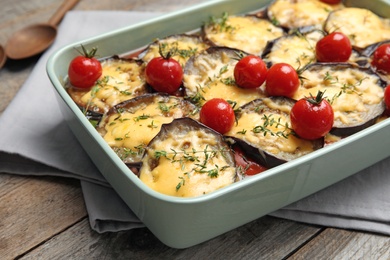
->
295;63;387;136
67;57;149;114
183;46;267;107
97;94;199;164
139;118;237;197
262;29;364;69
138;34;209;66
324;7;390;49
203;13;284;56
266;0;343;31
225;97;324;168
262;30;322;69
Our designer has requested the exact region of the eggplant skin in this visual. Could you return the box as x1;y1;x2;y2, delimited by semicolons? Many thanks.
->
225;97;324;168
97;93;199;164
296;63;386;136
139;118;237;197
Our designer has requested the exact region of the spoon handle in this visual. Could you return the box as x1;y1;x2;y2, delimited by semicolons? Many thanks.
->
48;0;80;26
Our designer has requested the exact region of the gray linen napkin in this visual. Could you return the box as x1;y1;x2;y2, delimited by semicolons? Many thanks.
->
0;11;389;235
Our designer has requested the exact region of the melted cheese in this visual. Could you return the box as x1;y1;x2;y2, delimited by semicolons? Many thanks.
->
103;99;189;150
80;59;146;113
268;0;342;29
139;129;236;197
140;36;209;66
184;51;266;106
295;66;384;126
325;8;390;48
226;100;315;158
205;16;284;55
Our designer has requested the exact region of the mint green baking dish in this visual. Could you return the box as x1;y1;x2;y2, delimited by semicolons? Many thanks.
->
47;0;390;248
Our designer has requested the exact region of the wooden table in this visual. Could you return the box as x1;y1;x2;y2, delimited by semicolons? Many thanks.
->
1;0;389;259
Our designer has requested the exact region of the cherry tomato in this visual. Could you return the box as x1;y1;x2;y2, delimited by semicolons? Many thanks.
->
68;46;102;89
233;146;267;176
265;63;300;98
319;0;342;4
200;98;235;134
384;85;390;111
234;55;268;89
316;32;352;62
145;55;183;94
290;91;334;140
371;43;390;75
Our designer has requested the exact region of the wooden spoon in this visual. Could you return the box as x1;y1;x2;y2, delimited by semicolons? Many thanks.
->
4;0;79;60
0;45;6;68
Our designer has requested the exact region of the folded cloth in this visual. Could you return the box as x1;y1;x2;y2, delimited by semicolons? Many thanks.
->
0;11;389;235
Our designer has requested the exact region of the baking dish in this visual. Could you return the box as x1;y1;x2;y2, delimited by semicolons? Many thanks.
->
47;0;390;248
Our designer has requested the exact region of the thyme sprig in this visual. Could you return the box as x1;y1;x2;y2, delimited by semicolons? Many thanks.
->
207;12;236;33
159;42;198;61
252;114;293;138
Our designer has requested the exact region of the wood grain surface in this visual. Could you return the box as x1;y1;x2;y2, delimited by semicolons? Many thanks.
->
0;0;389;259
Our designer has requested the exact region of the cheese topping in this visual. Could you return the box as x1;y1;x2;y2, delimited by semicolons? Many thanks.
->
80;59;146;113
295;66;384;126
267;0;341;29
140;36;209;66
204;16;284;55
139;127;236;197
184;50;266;106
103;98;191;151
325;8;390;48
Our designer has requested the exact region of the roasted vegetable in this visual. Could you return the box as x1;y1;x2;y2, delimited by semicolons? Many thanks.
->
267;0;343;30
97;93;199;164
139;118;237;197
324;7;390;49
262;30;322;69
183;46;267;107
67;57;150;114
295;63;387;136
225;97;324;168
203;13;284;56
262;29;363;69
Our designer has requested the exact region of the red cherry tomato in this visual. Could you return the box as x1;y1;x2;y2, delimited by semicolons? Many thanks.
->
68;46;102;89
265;63;300;98
145;55;183;94
316;32;352;62
233;146;267;176
371;43;390;75
384;85;390;111
290;91;334;140
200;98;235;134
234;55;268;89
319;0;342;4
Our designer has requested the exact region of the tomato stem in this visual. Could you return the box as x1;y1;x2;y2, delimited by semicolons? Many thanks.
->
307;90;326;105
77;44;98;58
158;44;172;59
